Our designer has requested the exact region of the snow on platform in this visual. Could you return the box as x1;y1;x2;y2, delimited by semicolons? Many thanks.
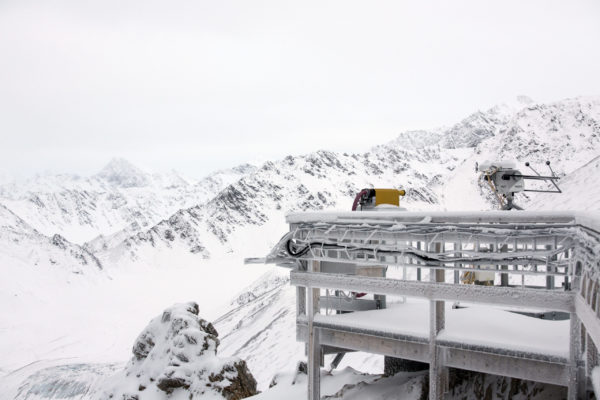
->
313;299;569;360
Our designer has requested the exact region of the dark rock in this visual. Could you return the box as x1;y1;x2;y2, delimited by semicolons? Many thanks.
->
209;360;259;400
132;332;155;360
157;376;190;393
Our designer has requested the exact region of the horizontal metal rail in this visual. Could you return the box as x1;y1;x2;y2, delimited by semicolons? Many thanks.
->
286;210;591;226
291;271;574;312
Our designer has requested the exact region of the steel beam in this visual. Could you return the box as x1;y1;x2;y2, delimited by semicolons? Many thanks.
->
286;210;581;225
297;323;429;362
291;271;574;312
296;322;570;387
442;345;569;386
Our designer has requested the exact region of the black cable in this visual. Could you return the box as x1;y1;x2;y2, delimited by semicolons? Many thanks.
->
285;239;552;264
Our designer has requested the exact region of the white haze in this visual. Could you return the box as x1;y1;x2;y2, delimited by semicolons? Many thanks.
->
0;0;599;178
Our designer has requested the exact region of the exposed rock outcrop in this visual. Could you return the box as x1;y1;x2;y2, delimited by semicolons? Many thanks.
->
97;302;258;399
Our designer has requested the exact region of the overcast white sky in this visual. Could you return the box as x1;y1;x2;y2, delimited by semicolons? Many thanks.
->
1;0;599;179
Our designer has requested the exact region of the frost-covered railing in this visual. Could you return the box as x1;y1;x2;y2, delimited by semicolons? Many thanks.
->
259;211;600;400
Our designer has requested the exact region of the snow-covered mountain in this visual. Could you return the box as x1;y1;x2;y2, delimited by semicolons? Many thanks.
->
95;158;152;188
0;159;255;244
93;96;600;269
0;203;102;275
96;144;465;266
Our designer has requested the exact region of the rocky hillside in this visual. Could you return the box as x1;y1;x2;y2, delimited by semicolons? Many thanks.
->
98;143;465;266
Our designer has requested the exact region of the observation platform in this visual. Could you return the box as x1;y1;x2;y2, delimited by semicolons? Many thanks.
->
255;210;600;400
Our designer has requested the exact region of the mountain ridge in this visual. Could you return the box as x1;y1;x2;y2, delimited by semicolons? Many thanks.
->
93;96;600;268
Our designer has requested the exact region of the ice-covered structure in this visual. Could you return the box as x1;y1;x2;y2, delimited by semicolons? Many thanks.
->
254;210;600;400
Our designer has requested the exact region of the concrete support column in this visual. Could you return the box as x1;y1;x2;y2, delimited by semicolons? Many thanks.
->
429;242;447;400
307;260;321;400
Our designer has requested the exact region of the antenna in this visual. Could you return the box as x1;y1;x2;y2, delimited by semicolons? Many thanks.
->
519;160;561;194
478;160;562;210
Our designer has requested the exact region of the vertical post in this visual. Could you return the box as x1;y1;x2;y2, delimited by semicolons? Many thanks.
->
298;261;308;355
568;255;584;400
297;286;306;317
375;267;387;309
429;241;446;400
564;248;570;291
546;242;555;290
307;260;320;400
417;241;422;281
568;313;584;400
297;261;307;318
500;243;509;287
453;242;460;285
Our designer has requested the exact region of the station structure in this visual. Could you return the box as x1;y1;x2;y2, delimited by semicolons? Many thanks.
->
258;210;600;399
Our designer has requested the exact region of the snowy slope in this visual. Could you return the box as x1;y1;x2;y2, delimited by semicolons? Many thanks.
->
524;155;600;211
432;96;600;211
0;203;102;274
214;268;302;388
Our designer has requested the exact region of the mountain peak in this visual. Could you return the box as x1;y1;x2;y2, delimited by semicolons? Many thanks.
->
96;158;150;188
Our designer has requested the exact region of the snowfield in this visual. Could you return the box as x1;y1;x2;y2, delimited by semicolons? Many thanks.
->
1;96;599;399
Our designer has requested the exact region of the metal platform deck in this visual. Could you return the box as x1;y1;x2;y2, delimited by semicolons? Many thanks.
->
298;301;570;385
